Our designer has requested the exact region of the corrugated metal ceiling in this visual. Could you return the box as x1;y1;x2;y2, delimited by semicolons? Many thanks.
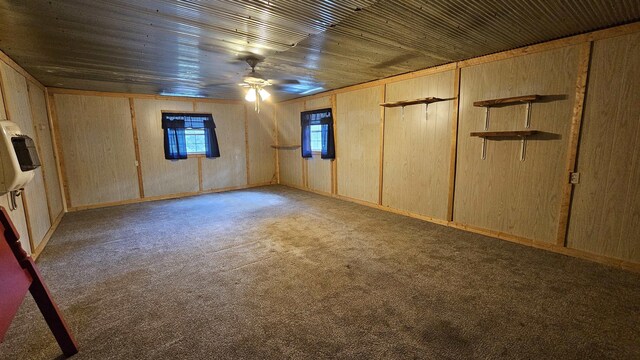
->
0;0;638;100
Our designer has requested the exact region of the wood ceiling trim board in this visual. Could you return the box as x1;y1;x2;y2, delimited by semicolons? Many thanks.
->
45;87;243;104
0;50;45;91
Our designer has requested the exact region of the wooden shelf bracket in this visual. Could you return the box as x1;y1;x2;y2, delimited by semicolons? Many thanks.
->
473;94;542;162
381;97;450;122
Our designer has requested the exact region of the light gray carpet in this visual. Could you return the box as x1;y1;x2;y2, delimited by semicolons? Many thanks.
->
1;185;639;359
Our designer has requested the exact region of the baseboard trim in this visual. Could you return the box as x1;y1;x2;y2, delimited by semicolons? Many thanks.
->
281;184;640;273
67;182;275;212
32;210;64;261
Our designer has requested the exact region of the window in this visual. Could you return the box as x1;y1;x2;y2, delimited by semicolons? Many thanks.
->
300;108;335;159
185;128;207;154
309;124;323;152
161;112;220;160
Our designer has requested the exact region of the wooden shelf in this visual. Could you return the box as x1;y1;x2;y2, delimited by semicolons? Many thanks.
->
470;130;539;138
473;95;540;107
270;144;300;150
380;97;447;108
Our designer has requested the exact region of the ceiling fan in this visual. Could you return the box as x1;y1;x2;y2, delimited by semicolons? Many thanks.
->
238;56;299;112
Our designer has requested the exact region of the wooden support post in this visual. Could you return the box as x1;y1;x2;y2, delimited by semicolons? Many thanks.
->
378;85;386;205
244;103;251;185
556;41;593;246
331;94;338;195
274;105;280;184
128;98;144;198
46;92;72;210
447;66;461;221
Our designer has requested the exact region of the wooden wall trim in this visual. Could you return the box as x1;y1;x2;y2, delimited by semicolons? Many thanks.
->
555;42;593;246
66;182;273;212
277;22;640;107
378;85;386;205
27;82;54;221
32;211;64;261
46;93;72;210
330;94;338;195
128;98;145;198
46;87;243;104
0;50;45;91
44;89;68;212
274;105;280;184
243;105;250;184
198;157;203;192
281;183;640;273
446;67;461;221
20;193;35;252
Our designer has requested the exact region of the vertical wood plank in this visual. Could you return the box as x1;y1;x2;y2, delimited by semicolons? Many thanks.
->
129;98;145;198
331;94;338;195
27;83;53;221
274;104;280;184
45;90;68;213
556;42;593;246
244;104;250;185
378;85;386;205
198;156;203;192
21;193;34;252
447;67;461;221
47;93;72;210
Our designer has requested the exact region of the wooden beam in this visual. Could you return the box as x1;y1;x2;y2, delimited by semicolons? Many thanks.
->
330;94;338;195
46;87;243;104
0;50;45;91
273;105;280;184
128;98;145;198
197;157;203;192
378;85;386;205
45;93;72;210
32;211;64;261
26;82;54;223
43;89;68;213
447;67;461;222
556;41;593;247
244;104;251;185
66;182;273;212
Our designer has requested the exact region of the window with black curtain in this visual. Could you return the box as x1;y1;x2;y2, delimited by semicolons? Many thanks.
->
300;108;335;159
161;112;220;160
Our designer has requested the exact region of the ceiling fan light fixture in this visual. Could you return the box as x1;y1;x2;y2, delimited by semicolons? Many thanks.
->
259;88;270;101
245;87;257;102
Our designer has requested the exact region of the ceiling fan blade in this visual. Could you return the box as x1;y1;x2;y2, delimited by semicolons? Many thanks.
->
269;79;300;85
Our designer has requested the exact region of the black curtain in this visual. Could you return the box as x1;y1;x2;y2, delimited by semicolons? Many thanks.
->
162;118;187;160
300;108;335;159
162;113;220;159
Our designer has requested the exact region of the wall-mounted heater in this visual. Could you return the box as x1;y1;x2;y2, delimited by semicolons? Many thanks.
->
0;121;40;210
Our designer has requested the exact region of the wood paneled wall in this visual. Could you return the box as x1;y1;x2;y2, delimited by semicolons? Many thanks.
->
28;85;63;223
304;96;333;194
134;99;199;197
336;86;383;204
195;102;247;190
454;46;579;243
49;91;276;211
54;94;140;208
383;71;455;221
277;101;304;186
275;24;640;271
246;102;277;184
567;32;640;263
0;59;63;256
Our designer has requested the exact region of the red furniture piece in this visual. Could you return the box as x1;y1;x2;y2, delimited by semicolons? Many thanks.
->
0;207;78;357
